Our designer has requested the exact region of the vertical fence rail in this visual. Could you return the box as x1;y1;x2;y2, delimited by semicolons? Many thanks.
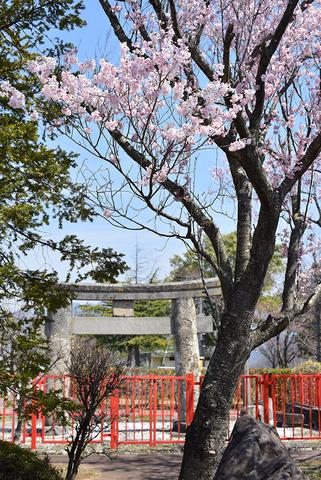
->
186;373;194;426
110;395;119;449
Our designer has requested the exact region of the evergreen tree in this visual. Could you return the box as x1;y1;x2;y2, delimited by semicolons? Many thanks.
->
0;0;127;431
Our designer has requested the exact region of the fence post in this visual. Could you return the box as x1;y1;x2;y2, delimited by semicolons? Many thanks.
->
153;376;157;447
186;373;194;426
31;410;37;450
262;373;270;424
148;375;157;447
149;375;154;447
110;395;119;449
30;378;37;450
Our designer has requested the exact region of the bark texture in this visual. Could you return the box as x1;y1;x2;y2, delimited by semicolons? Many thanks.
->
179;311;252;479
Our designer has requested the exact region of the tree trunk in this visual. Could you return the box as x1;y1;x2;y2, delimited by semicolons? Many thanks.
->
134;344;141;367
13;395;25;442
13;417;24;443
179;312;251;480
127;345;135;367
65;417;90;480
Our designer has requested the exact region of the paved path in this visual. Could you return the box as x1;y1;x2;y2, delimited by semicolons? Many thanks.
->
51;453;182;480
51;449;321;479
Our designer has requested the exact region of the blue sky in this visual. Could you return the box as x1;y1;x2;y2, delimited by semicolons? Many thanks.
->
25;1;235;282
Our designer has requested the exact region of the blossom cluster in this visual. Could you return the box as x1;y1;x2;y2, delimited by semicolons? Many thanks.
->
0;82;26;110
5;0;321;196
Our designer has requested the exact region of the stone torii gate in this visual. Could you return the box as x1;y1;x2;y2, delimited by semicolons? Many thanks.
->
46;278;220;378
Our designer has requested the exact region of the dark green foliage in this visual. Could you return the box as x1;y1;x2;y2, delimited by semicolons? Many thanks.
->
250;362;321;375
0;441;63;480
128;367;176;375
0;0;128;436
0;0;127;288
249;368;293;375
124;334;171;351
0;1;85;35
169;232;283;293
293;360;321;374
134;299;170;317
77;301;113;316
87;248;128;283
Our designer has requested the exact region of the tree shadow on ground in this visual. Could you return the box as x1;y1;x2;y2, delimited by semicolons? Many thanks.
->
51;453;182;480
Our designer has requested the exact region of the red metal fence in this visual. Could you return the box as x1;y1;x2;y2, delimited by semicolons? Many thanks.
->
1;374;321;449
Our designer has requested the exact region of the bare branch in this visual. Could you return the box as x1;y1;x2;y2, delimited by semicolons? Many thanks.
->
250;0;300;130
215;134;274;210
109;128;233;298
149;0;168;30
251;283;321;349
228;160;252;281
279;132;321;196
168;0;182;40
222;24;234;84
98;0;134;51
281;191;306;311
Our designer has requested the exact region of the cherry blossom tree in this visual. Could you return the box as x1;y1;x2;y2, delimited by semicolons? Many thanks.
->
6;0;321;477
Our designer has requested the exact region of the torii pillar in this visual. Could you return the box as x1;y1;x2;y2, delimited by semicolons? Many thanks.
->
45;303;72;372
171;297;200;378
171;297;200;426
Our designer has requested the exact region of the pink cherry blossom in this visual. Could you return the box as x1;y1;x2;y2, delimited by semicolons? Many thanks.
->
228;139;250;152
0;82;26;110
14;0;321;271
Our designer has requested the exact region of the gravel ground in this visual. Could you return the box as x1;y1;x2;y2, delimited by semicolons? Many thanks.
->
3;419;321;444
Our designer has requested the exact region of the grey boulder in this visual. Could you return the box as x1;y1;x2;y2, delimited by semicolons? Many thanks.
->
214;414;305;480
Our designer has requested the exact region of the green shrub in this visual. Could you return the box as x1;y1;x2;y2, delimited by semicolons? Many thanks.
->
128;367;176;376
128;367;209;376
249;367;293;375
0;441;63;480
293;360;321;374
